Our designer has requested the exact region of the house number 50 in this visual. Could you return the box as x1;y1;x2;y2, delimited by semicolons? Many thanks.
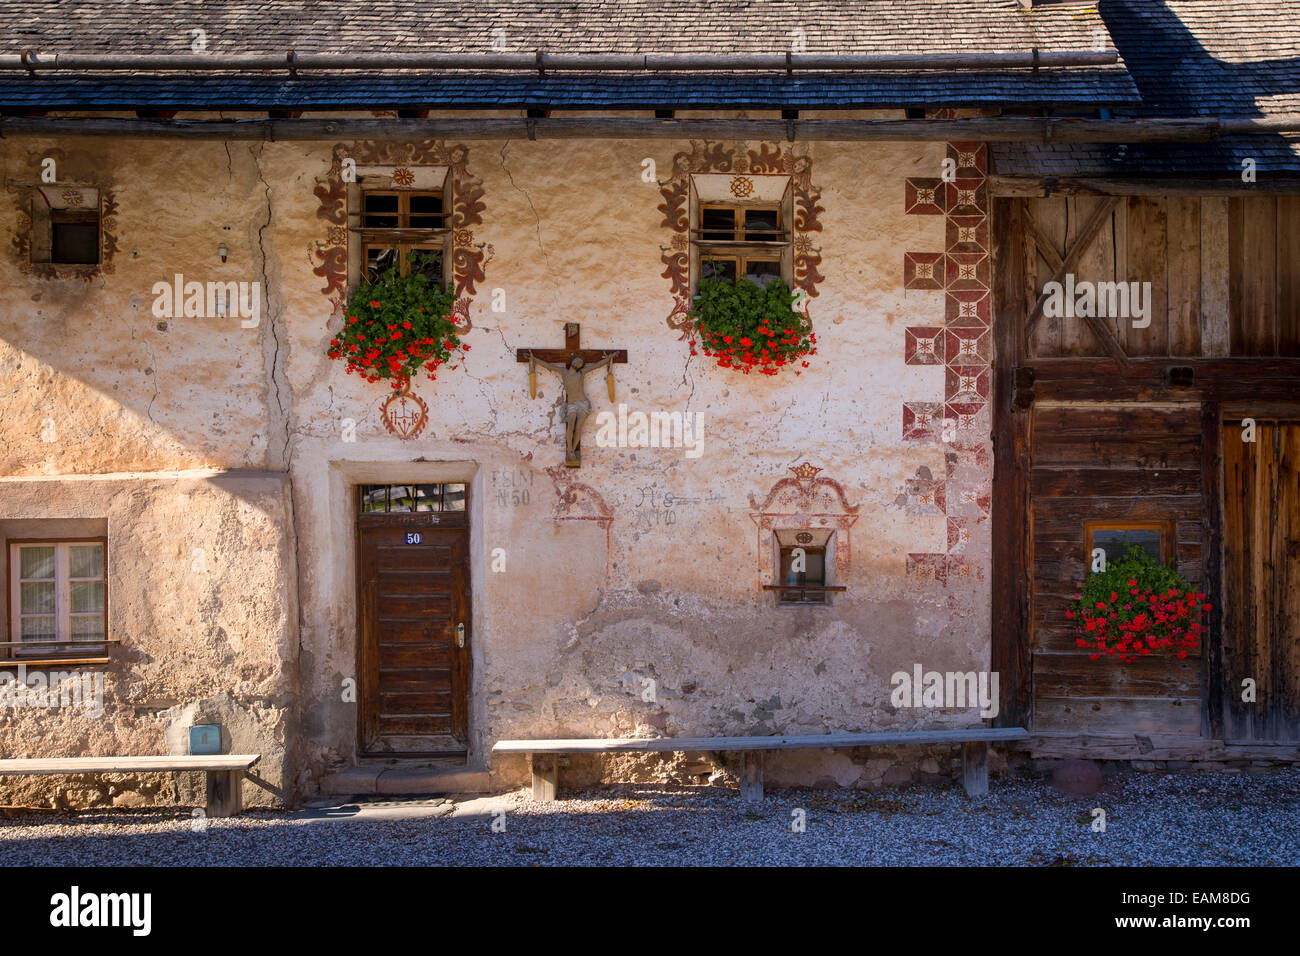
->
405;532;423;545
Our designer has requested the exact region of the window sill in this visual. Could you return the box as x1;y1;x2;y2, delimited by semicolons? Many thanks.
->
0;657;109;668
762;584;846;607
0;640;118;668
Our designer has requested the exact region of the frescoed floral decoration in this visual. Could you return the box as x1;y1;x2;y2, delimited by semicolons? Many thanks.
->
11;186;119;281
658;141;824;339
310;141;492;332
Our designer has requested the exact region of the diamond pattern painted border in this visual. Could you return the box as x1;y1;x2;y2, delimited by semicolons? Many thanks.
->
902;139;991;587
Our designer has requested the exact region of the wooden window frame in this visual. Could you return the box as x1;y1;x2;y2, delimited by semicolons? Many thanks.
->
696;203;788;244
354;185;452;287
6;537;109;663
691;199;793;293
1084;520;1175;566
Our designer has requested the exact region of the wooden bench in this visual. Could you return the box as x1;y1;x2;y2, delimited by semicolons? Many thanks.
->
0;754;261;817
493;729;1028;802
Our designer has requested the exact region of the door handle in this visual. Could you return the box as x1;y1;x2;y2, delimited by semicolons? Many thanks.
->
456;622;466;648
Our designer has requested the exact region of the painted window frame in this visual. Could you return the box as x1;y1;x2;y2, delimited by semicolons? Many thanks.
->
7;538;108;659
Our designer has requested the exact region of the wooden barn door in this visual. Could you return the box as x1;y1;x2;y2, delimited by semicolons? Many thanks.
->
357;484;470;757
1222;421;1300;741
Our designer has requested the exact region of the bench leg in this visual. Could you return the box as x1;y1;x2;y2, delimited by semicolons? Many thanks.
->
962;742;989;798
205;769;243;818
530;754;558;802
740;751;764;802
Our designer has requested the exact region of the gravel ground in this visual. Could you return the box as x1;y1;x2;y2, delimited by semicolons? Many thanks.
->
1;769;1297;866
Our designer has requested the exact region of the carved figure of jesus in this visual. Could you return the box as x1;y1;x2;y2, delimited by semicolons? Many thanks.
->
528;351;616;464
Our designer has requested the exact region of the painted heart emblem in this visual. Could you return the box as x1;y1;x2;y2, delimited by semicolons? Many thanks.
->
380;386;429;440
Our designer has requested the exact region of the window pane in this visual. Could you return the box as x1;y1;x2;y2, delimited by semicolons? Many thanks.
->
743;259;783;287
409;248;444;285
21;581;55;615
52;221;99;264
363;193;399;228
1093;528;1163;565
442;484;467;511
700;258;737;282
20;616;56;641
19;546;55;580
70;615;106;641
743;208;780;240
70;580;105;615
408;193;445;228
366;247;399;283
69;544;104;579
700;208;737;241
388;485;416;512
779;546;827;604
413;484;442;512
360;485;389;513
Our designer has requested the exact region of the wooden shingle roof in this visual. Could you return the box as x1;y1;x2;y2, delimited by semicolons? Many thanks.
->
0;0;1137;109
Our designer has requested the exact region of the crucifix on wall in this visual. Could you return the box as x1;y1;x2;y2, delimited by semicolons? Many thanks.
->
517;322;628;467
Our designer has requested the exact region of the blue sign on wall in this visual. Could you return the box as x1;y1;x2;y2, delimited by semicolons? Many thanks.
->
190;724;222;755
405;532;423;545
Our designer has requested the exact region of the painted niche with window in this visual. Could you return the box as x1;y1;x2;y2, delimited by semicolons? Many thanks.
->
763;529;845;605
691;173;793;290
7;540;108;660
23;185;104;272
349;166;451;287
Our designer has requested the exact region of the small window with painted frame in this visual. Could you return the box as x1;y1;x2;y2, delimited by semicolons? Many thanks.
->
763;529;845;606
29;185;103;268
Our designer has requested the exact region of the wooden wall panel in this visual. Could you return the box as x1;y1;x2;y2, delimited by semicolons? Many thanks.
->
1124;197;1170;357
1024;194;1300;359
1029;404;1205;735
1167;197;1202;355
1229;196;1278;356
1222;421;1300;740
1278;197;1300;357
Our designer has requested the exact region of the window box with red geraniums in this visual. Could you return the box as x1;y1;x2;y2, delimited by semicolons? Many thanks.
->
1066;545;1210;664
687;273;816;377
327;251;468;390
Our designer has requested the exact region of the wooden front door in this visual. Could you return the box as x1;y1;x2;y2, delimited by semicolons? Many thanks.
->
357;484;470;756
1222;421;1300;741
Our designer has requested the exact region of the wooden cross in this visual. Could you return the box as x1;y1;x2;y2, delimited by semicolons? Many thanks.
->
514;322;629;371
516;323;629;467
